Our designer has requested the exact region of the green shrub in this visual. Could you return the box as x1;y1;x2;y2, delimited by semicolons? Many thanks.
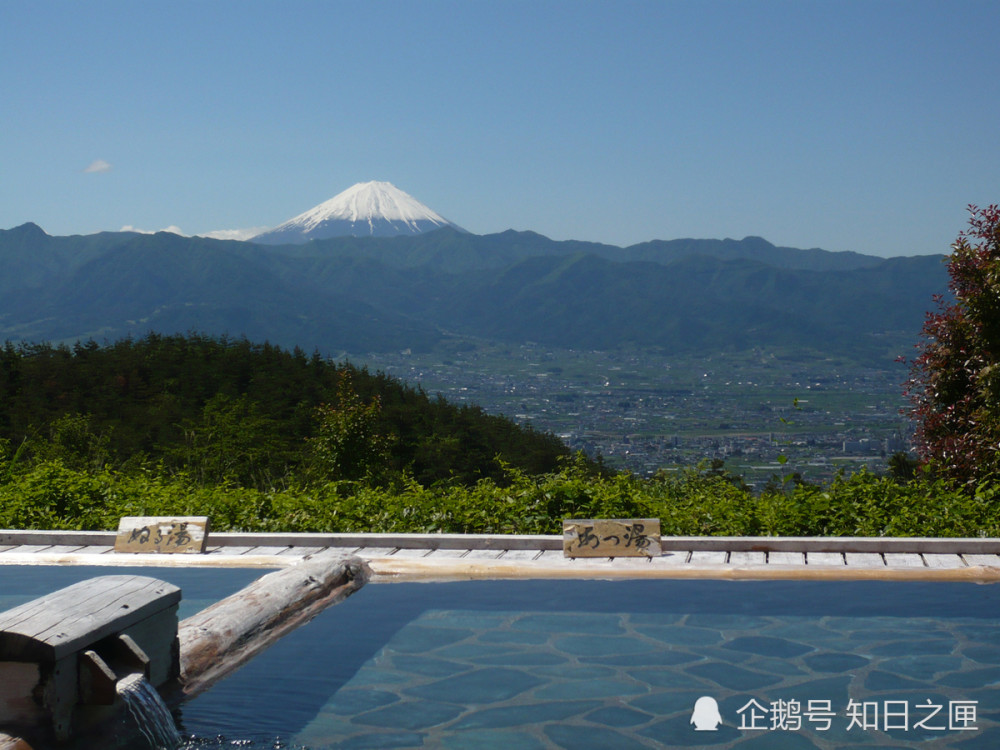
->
2;457;998;537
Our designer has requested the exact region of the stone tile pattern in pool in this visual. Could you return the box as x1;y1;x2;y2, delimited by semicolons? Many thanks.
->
295;609;1000;749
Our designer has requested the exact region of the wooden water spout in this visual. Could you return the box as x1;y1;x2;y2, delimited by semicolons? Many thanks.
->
0;550;369;747
0;575;180;745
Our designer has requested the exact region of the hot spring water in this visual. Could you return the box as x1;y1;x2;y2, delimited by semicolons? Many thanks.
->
116;674;182;750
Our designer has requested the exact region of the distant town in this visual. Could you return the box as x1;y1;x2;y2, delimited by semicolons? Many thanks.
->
356;342;914;487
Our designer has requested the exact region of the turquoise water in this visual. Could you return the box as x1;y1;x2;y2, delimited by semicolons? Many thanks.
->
0;565;269;620
175;579;1000;749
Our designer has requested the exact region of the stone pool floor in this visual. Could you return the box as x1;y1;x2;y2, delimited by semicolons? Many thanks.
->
294;606;1000;749
4;531;1000;749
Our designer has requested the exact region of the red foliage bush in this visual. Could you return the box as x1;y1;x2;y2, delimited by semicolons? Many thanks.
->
905;204;1000;487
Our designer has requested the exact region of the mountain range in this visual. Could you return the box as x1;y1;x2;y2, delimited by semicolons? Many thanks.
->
0;216;947;365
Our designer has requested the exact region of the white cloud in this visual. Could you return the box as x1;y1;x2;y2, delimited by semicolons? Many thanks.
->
198;227;269;241
118;225;267;241
117;225;268;241
120;225;186;236
84;159;112;173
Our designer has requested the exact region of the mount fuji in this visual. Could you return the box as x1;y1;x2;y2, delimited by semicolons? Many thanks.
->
251;181;464;244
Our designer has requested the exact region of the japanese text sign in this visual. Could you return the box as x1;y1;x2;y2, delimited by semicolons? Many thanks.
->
563;518;661;558
115;516;210;554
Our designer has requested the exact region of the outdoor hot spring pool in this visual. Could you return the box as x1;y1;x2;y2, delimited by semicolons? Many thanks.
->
3;569;1000;749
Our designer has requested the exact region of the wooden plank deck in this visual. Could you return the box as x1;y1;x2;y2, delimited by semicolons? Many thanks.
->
1;531;1000;581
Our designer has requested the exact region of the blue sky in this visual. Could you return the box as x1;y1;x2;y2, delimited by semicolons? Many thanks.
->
3;0;997;256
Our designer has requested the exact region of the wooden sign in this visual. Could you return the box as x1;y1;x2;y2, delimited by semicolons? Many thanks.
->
114;516;209;554
563;518;661;558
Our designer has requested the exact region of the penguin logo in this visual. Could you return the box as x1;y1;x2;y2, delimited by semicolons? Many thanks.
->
690;696;723;731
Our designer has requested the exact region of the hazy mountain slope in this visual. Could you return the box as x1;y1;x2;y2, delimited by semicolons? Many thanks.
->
619;236;886;271
0;223;948;364
422;253;945;360
0;222;134;294
3;231;441;352
260;228;887;274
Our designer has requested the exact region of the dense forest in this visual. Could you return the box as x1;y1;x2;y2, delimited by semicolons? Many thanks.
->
2;332;999;538
0;333;570;488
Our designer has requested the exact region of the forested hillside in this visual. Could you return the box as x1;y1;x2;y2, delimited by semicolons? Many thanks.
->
0;333;570;488
2;336;998;539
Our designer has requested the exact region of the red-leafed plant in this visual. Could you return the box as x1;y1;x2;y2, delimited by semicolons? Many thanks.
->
905;204;1000;487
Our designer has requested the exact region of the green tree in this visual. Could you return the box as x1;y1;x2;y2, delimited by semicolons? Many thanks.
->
310;373;392;482
31;413;113;472
174;393;286;487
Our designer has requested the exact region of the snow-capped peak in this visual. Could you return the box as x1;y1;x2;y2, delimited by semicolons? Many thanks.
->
252;181;463;244
295;181;449;230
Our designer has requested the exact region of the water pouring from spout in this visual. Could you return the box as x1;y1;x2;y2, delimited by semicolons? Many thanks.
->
116;673;182;750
